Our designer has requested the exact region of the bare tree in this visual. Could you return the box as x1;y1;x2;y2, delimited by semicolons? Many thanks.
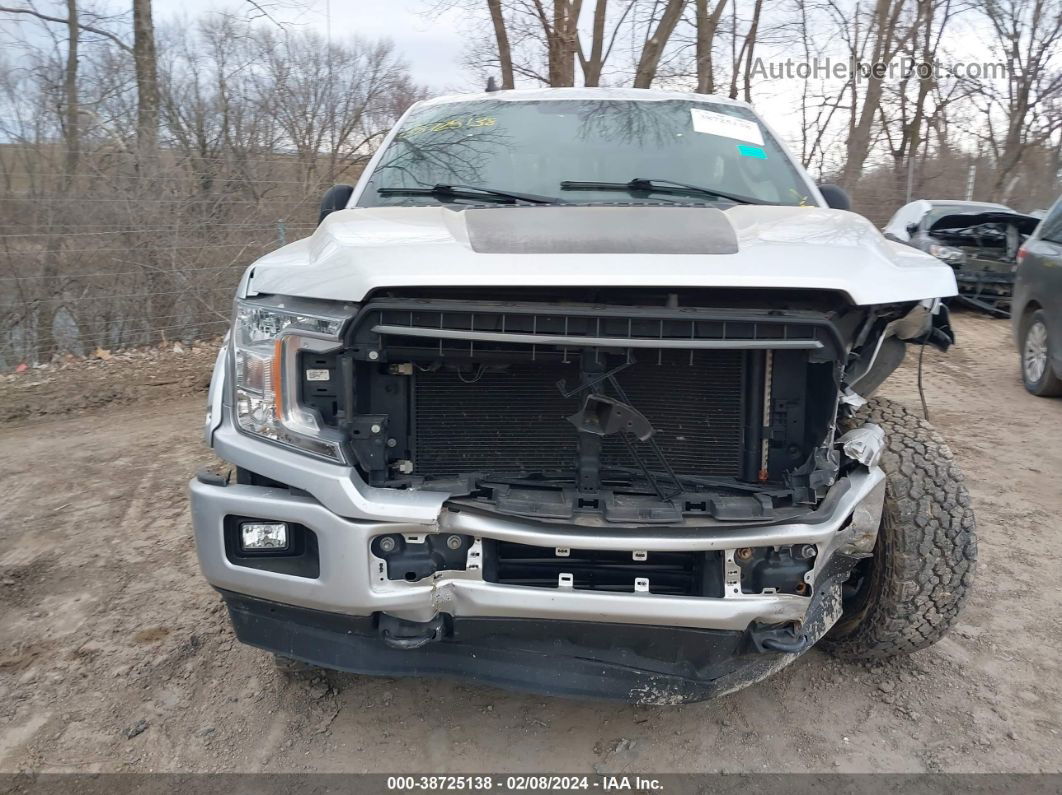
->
875;0;966;202
537;0;582;86
4;0;1061;366
792;0;846;170
0;2;131;50
578;0;640;86
253;29;413;185
580;0;609;85
62;0;79;186
441;1;691;89
0;0;89;359
574;0;638;86
695;0;729;92
972;0;1062;199
632;0;687;87
839;0;913;189
133;0;159;159
0;10;423;366
487;0;516;87
725;0;763;100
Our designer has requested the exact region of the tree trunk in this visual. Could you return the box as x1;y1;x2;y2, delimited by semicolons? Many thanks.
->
35;0;80;364
739;0;762;101
63;0;79;187
727;0;763;100
840;0;907;190
487;0;515;89
133;0;158;162
582;0;608;86
632;0;686;88
900;0;935;194
992;82;1032;196
695;0;728;93
550;0;582;86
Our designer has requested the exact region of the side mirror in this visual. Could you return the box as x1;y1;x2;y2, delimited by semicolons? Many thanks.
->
318;184;355;226
818;184;851;211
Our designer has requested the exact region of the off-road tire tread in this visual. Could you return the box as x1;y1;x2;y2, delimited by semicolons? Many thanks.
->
823;397;977;659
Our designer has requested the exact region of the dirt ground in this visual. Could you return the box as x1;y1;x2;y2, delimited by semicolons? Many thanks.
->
1;312;1060;774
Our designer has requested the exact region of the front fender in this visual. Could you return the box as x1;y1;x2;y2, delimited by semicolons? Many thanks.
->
204;337;229;446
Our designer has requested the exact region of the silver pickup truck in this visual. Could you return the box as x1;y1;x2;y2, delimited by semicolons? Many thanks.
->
189;87;976;703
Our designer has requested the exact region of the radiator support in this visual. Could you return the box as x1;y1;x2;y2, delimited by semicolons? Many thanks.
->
312;296;846;522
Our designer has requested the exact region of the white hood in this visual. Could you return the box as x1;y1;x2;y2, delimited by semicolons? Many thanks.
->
245;204;957;306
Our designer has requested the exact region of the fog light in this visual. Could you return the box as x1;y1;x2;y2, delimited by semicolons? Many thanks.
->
240;521;289;552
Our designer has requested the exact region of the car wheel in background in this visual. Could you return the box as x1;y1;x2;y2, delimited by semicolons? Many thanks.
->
1021;310;1062;397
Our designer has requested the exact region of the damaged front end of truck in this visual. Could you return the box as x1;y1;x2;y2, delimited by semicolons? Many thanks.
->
189;87;975;703
191;283;951;703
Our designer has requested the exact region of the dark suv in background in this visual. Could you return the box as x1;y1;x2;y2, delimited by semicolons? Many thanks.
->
1014;196;1062;397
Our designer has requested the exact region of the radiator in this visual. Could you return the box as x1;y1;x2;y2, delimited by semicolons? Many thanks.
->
412;350;747;478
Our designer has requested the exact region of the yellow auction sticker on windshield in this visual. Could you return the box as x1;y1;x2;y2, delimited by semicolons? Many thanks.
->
403;116;497;137
690;108;764;146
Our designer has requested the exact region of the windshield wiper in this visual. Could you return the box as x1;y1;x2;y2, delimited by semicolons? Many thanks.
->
376;183;561;205
559;178;768;206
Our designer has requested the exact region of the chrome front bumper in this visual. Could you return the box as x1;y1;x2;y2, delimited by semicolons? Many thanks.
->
190;419;885;632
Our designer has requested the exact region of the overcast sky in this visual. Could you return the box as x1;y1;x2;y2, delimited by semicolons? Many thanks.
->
163;0;476;91
2;0;1004;160
147;0;997;152
152;0;811;141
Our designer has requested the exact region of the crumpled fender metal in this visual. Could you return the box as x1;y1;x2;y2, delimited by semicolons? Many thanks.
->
837;423;886;468
848;300;953;396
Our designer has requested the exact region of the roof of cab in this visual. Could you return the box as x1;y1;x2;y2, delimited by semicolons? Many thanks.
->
415;86;752;110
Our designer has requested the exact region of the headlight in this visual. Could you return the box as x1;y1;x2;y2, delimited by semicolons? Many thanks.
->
928;243;965;263
232;296;352;462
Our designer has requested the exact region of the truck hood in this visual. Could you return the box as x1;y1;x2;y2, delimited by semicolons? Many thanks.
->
928;210;1040;236
245;204;957;306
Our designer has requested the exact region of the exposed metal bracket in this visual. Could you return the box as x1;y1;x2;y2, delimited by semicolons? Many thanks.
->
567;394;655;441
723;550;742;598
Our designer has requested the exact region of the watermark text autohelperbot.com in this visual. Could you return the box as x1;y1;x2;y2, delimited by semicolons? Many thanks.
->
751;57;1011;81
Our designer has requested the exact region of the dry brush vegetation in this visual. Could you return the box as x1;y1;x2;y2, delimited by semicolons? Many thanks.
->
1;13;424;366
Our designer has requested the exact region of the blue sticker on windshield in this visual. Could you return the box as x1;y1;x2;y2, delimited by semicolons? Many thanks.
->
737;145;767;159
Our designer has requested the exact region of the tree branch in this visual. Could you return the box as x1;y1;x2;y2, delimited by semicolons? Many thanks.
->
0;4;132;52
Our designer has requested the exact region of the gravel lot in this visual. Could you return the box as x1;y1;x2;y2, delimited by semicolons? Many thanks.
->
1;312;1060;774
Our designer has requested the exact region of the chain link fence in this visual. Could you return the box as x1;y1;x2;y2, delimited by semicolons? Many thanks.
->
0;150;343;368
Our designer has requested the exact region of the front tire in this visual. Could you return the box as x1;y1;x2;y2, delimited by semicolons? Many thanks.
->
1021;310;1062;397
823;398;977;659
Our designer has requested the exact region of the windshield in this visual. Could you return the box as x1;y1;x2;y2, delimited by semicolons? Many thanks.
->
357;99;814;208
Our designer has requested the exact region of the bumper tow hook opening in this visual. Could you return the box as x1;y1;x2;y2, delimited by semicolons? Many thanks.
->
749;623;811;655
195;468;229;487
378;614;446;650
760;634;810;654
